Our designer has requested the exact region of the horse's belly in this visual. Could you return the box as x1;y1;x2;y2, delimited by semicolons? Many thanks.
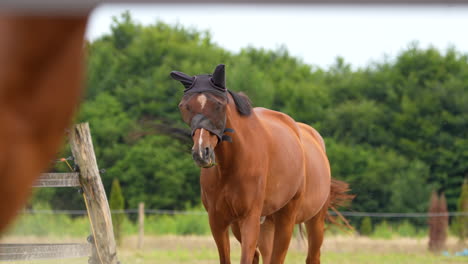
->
296;127;331;223
259;124;306;216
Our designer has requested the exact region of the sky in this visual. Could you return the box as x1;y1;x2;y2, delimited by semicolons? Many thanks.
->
86;4;468;69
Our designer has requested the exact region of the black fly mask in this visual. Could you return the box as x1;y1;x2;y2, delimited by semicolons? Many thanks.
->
171;64;235;143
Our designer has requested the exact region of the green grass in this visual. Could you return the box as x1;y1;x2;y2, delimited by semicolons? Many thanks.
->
4;211;465;264
2;235;466;264
321;252;465;264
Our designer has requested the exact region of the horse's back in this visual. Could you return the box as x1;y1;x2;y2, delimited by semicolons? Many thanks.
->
252;107;306;216
295;122;331;223
254;107;302;137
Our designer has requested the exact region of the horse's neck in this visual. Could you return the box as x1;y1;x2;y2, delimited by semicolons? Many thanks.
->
214;101;254;170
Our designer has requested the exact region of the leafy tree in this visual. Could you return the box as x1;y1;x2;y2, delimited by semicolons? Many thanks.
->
37;12;468;222
108;135;198;210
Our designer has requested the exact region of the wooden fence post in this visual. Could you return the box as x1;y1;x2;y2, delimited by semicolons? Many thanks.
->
69;123;118;264
138;202;145;249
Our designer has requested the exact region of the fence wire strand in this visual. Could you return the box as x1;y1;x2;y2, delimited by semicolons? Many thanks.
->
20;209;468;217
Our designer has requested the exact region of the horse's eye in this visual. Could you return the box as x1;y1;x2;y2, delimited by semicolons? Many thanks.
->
215;101;223;110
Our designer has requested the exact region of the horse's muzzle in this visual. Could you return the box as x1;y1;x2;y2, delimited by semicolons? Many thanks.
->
192;147;216;168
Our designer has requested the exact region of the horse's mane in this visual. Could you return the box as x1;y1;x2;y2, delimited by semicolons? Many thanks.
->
228;90;252;116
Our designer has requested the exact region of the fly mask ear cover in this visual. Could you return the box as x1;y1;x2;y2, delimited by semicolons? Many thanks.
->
171;65;235;143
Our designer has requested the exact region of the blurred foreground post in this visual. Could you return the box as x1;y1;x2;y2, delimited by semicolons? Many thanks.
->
428;191;448;252
70;123;119;264
138;202;145;249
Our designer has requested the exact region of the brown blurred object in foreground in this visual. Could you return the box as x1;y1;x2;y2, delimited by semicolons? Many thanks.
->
428;191;449;252
0;14;89;232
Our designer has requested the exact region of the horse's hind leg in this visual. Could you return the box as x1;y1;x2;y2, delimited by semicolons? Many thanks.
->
304;206;327;264
257;216;275;264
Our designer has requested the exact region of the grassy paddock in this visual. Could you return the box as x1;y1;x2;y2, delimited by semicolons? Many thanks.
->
6;213;434;238
4;213;466;263
5;210;211;237
1;235;466;264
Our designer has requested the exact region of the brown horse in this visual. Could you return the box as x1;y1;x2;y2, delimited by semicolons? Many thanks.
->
171;64;352;264
0;14;89;232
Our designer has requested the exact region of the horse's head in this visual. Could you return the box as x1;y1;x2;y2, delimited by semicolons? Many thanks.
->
171;64;231;168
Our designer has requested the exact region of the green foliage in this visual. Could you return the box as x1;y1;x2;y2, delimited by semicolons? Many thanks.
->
38;12;468;221
110;179;125;245
372;221;393;239
6;211;432;239
360;217;373;236
325;140;432;217
144;215;177;235
454;179;468;241
107;135;199;210
173;213;210;235
6;203;89;237
395;220;418;237
144;205;210;235
144;213;210;236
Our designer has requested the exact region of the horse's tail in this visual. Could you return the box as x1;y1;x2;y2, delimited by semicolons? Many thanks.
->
296;178;354;243
325;178;355;232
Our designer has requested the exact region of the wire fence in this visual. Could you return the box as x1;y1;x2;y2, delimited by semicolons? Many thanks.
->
10;208;467;238
20;209;468;217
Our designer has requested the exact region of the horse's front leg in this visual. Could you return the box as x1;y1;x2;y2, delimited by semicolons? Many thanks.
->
269;193;302;264
238;211;262;264
209;213;231;264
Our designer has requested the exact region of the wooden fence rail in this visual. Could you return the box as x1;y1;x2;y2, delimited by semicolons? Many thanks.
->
33;173;81;187
0;123;119;264
0;243;92;261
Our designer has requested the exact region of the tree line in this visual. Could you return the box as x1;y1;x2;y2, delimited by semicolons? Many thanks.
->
39;12;467;224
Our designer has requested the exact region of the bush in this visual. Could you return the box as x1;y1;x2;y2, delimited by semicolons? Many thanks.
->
121;214;138;235
6;203;90;237
174;213;210;235
395;220;418;237
145;215;177;235
144;213;210;236
360;217;373;236
141;205;210;236
372;221;393;239
454;179;468;242
110;179;125;245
